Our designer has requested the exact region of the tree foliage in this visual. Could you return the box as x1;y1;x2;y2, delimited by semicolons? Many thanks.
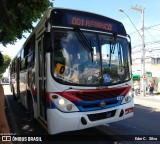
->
0;54;11;78
0;0;53;46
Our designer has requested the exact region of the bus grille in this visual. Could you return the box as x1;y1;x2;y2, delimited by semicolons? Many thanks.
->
72;87;128;101
59;87;130;111
87;110;116;121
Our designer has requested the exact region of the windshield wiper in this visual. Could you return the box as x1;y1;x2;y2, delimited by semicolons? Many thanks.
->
74;27;93;62
109;33;117;67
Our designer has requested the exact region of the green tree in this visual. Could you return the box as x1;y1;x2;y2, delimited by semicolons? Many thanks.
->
0;54;11;78
0;0;53;46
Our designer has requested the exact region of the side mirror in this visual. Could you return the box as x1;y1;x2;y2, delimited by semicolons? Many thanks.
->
129;42;132;65
127;34;132;65
43;32;53;52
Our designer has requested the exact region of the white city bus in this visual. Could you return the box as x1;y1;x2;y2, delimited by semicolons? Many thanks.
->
10;8;134;134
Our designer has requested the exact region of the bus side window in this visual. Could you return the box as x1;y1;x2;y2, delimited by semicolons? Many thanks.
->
27;52;35;68
20;46;28;70
25;34;35;68
28;35;35;68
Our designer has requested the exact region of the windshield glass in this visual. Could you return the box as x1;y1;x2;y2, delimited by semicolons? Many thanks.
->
51;30;131;86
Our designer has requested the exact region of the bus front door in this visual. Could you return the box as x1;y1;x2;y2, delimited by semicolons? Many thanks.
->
37;36;47;123
15;57;20;100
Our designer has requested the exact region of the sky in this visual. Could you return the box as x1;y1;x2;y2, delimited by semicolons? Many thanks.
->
1;0;160;58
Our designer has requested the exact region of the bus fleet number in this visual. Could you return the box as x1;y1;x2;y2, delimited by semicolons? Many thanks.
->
55;63;78;82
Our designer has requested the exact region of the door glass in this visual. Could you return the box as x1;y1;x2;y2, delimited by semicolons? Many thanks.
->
38;40;43;117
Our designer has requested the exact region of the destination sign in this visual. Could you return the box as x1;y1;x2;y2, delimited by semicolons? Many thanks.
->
51;9;126;35
71;17;113;31
66;14;117;32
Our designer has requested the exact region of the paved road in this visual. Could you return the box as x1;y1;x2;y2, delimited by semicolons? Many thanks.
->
2;84;160;144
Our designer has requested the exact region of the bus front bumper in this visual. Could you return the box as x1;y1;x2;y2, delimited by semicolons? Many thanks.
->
47;100;134;134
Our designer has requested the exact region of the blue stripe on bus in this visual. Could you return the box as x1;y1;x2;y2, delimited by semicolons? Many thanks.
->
74;98;122;111
47;102;57;109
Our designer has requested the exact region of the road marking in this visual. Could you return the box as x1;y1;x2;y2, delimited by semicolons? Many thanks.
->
104;124;110;127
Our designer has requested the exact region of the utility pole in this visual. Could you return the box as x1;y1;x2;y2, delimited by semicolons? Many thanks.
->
131;5;145;97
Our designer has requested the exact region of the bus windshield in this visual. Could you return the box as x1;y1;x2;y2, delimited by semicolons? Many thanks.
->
52;29;131;86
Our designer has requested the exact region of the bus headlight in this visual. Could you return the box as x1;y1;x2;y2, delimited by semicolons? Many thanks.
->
58;99;65;106
50;94;79;112
121;90;133;104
